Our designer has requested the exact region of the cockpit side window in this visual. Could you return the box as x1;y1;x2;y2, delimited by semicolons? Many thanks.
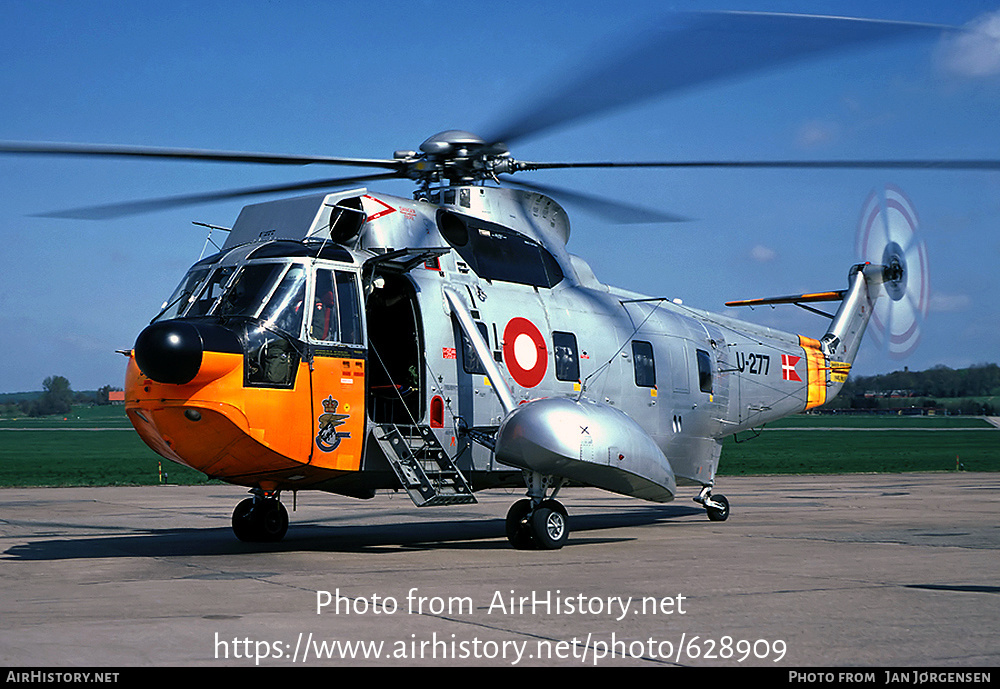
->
310;269;340;341
309;268;363;345
336;271;362;345
243;264;307;388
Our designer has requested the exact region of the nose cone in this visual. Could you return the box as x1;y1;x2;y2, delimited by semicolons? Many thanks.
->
134;321;204;385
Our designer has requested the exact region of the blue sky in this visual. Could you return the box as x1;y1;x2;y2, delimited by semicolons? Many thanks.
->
1;0;998;393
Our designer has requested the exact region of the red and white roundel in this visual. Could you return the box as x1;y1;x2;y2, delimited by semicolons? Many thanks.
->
503;318;548;388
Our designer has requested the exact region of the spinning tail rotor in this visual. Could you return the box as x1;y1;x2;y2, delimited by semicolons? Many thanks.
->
856;186;930;359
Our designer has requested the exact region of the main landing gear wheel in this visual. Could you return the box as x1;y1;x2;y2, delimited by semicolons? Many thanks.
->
232;495;289;542
505;498;569;550
505;499;535;549
531;504;568;549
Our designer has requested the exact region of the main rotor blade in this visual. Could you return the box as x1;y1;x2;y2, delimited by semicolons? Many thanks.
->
0;140;402;170
38;172;402;220
484;11;954;147
517;159;1000;172
502;177;691;224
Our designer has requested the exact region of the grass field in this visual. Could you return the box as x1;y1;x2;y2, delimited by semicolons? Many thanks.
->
720;413;997;474
720;429;997;475
766;414;992;429
0;406;997;487
0;406;213;487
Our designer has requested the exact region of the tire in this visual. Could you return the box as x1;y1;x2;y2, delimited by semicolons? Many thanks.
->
538;498;567;517
706;494;730;522
232;498;258;541
530;506;568;550
232;497;289;542
505;499;536;549
258;500;289;542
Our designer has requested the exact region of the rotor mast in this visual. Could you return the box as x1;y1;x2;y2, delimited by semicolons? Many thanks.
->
397;130;515;194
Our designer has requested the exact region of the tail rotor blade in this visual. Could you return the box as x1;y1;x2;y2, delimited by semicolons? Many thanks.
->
856;185;928;360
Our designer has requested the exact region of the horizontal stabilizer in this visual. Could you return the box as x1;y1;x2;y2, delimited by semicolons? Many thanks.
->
725;290;845;308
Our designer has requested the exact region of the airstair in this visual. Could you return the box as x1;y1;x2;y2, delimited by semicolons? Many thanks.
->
374;423;477;506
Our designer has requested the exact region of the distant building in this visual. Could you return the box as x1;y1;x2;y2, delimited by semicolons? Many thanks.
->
108;390;125;405
864;389;915;399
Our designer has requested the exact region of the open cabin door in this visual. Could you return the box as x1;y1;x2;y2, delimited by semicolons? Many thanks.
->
362;249;447;427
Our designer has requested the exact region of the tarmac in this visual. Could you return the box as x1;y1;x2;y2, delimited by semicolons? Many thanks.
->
1;473;998;668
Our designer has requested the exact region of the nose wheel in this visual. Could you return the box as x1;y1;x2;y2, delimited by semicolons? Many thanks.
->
232;492;289;542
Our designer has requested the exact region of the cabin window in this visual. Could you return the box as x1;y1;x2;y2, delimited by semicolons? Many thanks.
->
696;348;714;394
437;210;563;288
632;340;656;388
552;331;580;382
309;269;363;345
461;322;490;375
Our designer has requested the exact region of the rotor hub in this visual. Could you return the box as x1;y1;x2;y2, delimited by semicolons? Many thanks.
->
403;131;513;187
881;241;907;301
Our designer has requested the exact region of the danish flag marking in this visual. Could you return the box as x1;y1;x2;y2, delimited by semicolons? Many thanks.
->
782;354;802;382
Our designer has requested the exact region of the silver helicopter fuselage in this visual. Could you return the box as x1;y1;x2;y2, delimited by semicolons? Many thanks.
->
175;184;873;506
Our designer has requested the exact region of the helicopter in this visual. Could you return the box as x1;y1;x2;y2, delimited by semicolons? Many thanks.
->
2;11;997;549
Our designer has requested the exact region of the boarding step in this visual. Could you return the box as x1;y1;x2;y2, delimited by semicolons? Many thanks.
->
375;423;477;507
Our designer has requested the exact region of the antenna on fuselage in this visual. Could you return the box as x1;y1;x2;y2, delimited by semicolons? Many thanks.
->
192;221;231;259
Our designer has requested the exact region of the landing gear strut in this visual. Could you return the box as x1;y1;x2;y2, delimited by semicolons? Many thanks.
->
505;473;568;550
694;485;730;522
232;490;289;542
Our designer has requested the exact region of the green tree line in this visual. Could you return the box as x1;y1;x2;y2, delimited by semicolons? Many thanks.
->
842;363;1000;398
1;377;123;417
831;363;1000;414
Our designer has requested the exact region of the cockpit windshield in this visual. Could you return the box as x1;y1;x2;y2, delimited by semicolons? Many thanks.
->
213;263;286;319
151;252;363;350
258;265;307;337
154;266;212;322
187;266;236;317
148;249;367;389
203;262;307;337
